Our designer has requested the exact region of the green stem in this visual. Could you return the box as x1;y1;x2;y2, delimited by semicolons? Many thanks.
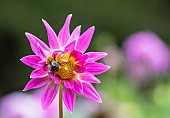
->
59;84;63;118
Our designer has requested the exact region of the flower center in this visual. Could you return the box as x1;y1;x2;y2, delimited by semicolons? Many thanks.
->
57;61;75;79
46;53;76;80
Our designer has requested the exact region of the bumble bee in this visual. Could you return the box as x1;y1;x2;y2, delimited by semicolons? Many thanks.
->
49;60;60;72
45;60;60;72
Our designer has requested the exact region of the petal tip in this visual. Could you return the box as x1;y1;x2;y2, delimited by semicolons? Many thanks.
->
23;85;30;91
105;65;111;71
20;57;23;62
76;25;81;31
42;19;47;24
68;108;74;113
20;57;27;63
41;99;49;110
25;32;33;39
99;100;102;103
68;14;72;17
96;97;102;103
42;18;45;22
25;32;29;36
104;52;108;56
91;26;95;30
78;25;81;28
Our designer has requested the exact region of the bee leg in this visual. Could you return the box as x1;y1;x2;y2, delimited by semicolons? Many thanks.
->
43;63;48;69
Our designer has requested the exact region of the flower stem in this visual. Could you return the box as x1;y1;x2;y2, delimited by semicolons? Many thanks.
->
59;84;63;118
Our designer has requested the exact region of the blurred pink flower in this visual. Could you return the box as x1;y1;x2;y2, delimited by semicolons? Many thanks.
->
0;91;59;118
103;45;124;74
123;31;170;80
20;14;109;112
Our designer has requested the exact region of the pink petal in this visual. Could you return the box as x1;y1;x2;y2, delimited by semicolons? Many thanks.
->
82;82;102;102
67;25;81;45
23;77;49;91
42;19;60;49
25;32;50;55
78;54;89;64
64;40;76;52
38;60;47;69
86;52;108;62
41;81;59;110
81;73;100;83
70;50;82;60
58;14;72;47
37;43;48;59
20;55;41;68
49;73;61;84
52;50;63;57
85;62;110;75
76;26;95;53
30;68;48;78
64;80;74;88
76;65;86;73
73;79;83;94
63;87;76;112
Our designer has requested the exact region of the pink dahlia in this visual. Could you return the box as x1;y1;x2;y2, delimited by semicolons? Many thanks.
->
21;14;109;113
0;91;59;118
123;31;170;80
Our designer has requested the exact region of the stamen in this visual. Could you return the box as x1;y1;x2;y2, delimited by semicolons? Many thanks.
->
57;61;75;79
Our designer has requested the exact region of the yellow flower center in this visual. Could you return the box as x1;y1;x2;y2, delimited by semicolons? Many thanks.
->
57;61;75;79
46;52;77;80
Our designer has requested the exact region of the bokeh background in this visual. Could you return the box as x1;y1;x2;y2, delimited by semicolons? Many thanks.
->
0;0;170;118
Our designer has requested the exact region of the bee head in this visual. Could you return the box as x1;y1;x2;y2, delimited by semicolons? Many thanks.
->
49;60;60;72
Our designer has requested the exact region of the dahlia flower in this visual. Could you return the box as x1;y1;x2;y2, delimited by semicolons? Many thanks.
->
21;14;109;115
123;31;170;80
0;91;59;118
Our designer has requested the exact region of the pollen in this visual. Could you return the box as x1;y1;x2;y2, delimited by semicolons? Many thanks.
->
57;61;75;80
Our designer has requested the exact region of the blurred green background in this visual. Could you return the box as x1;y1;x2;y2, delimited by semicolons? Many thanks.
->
0;0;170;118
